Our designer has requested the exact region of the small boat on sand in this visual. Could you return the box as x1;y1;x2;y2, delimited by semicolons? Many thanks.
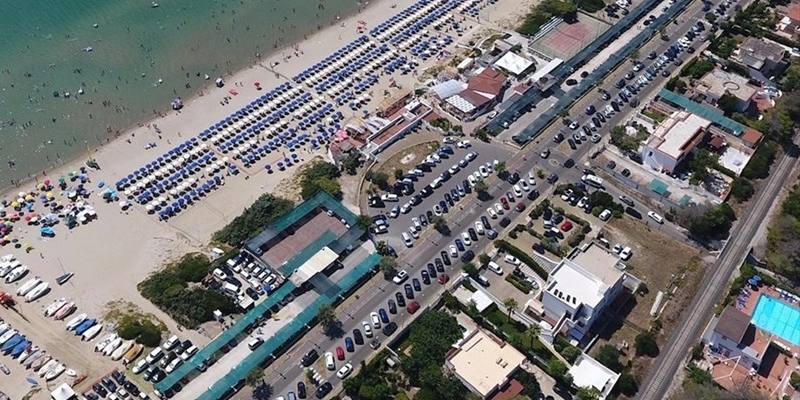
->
54;302;76;320
66;313;87;331
45;362;65;381
0;329;17;345
102;337;123;356
122;344;143;365
81;323;102;341
1;334;22;353
0;363;8;375
17;276;42;296
111;340;134;360
0;254;14;263
5;265;28;283
38;359;58;377
24;351;44;368
19;345;39;363
44;298;67;317
55;272;73;285
31;354;51;371
25;282;49;302
94;333;117;352
74;319;95;335
10;339;30;358
0;322;9;336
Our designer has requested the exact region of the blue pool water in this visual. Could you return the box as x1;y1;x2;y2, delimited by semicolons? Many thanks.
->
751;294;800;346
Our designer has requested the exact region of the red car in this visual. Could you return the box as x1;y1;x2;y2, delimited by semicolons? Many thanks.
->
407;301;421;314
336;346;345;360
561;220;573;231
515;202;525;212
500;197;509;209
438;274;449;284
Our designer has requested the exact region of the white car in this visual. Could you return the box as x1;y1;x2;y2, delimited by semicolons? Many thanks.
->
389;206;400;218
362;321;374;338
647;211;664;224
487;207;498;219
599;209;612;221
472;171;482;182
392;270;409;284
461;232;472;246
519;181;530;192
400;203;412;214
540;148;550;158
165;358;183;374
560;189;574;201
433;204;443;216
336;362;354;379
528;171;536;185
474;221;485;235
409;227;419;239
212;268;227;281
443;136;456;144
513;185;523;197
504;255;521;266
485;162;494;173
620;247;633;260
487;261;503;275
457;140;471;148
132;359;148;374
577;196;588;208
370;312;381;328
449;245;459;258
325;351;336;370
494;203;504;214
448;165;460;174
467;175;477;188
478;166;489;178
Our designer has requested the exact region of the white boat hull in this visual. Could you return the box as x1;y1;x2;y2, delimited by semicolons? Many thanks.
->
25;282;49;302
17;276;42;296
45;363;65;381
5;265;28;283
66;313;87;331
38;359;58;377
94;333;117;352
111;340;134;360
54;302;76;320
44;298;67;317
102;337;123;356
81;324;102;341
0;330;17;345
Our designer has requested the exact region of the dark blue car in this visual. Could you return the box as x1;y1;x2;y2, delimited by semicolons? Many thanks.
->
344;337;354;352
412;278;422;292
455;239;465;252
378;308;389;324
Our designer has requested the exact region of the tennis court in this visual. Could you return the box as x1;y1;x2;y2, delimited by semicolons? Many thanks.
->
530;14;610;61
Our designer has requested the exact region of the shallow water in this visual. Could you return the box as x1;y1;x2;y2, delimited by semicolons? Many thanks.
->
0;0;361;188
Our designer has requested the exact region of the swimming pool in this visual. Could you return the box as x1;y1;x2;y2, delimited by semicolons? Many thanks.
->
751;294;800;346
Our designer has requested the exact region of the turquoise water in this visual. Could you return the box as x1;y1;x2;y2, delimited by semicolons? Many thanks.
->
0;0;362;188
751;294;800;346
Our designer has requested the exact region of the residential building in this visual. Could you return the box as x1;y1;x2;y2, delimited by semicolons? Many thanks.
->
445;328;526;399
694;68;757;113
775;2;800;39
541;244;627;341
641;110;711;174
708;306;764;370
731;37;788;77
568;354;621;399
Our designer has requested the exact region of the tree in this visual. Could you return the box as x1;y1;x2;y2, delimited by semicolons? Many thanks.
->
547;358;569;380
317;303;338;333
394;169;404;180
689;149;719;184
576;386;601;400
716;93;740;116
474;128;490;142
678;203;737;240
463;262;478;278
525;323;541;348
305;177;341;199
729;177;754;202
665;77;688;94
341;153;361;175
503;297;519;318
634;331;660;357
375;240;388;256
595;345;624;372
355;214;373;231
478;253;490;266
366;171;389;188
474;180;489;194
245;368;265;387
562;346;582;363
379;256;398;278
705;11;717;22
615;372;639;396
432;215;449;234
496;161;507;176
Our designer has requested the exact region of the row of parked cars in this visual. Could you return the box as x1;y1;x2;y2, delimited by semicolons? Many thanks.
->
210;251;282;303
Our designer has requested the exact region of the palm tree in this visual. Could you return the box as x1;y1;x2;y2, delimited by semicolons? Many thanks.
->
354;214;372;231
379;256;397;278
431;215;449;234
317;303;337;332
496;161;507;176
245;367;265;388
474;180;489;194
525;323;541;348
375;240;388;256
503;297;519;319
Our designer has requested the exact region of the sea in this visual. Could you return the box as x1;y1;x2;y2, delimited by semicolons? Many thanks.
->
0;0;363;189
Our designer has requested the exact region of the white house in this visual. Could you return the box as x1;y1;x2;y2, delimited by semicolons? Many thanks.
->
709;306;763;370
541;244;626;341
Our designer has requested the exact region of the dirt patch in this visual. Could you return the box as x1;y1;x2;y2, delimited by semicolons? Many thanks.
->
365;140;439;193
102;300;167;331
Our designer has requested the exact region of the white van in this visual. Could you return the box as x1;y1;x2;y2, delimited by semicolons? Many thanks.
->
248;338;264;350
145;347;164;364
402;232;413;248
222;283;240;296
381;193;399;202
487;261;503;275
181;345;198;360
324;351;335;370
647;211;664;224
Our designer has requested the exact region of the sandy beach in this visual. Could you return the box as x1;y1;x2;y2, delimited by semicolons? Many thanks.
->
0;0;535;397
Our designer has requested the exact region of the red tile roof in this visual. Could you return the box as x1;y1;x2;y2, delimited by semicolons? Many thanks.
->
741;128;763;145
468;68;505;97
489;378;524;400
458;89;493;108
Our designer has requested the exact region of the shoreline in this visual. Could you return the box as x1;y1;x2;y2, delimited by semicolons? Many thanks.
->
0;0;380;200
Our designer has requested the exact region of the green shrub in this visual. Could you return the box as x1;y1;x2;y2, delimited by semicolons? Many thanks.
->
567;232;586;247
505;274;532;294
729;177;754;202
741;142;776;179
212;193;294;245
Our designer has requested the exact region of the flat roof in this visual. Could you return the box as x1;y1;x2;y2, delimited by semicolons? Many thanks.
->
447;329;525;398
289;246;338;285
648;111;710;160
547;244;624;308
697;68;757;102
50;383;77;400
494;52;534;76
569;354;621;396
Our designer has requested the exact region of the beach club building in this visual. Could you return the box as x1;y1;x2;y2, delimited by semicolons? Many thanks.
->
445;328;526;399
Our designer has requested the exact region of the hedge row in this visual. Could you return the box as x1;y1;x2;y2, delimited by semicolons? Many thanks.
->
505;274;533;294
